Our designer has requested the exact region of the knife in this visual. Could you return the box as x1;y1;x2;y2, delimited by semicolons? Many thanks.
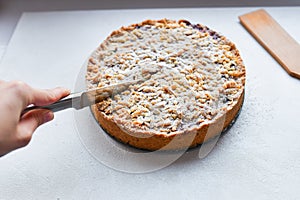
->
21;79;143;115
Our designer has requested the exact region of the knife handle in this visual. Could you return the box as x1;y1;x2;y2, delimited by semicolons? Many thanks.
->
21;93;81;116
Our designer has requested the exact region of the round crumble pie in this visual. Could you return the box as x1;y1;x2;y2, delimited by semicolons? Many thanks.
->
86;19;245;150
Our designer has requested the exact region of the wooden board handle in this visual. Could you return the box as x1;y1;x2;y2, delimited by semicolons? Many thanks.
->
239;9;300;79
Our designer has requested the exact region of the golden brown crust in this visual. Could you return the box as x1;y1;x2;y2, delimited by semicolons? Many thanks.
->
87;19;246;151
91;90;244;151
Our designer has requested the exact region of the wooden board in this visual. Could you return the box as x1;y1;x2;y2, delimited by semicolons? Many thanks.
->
239;9;300;79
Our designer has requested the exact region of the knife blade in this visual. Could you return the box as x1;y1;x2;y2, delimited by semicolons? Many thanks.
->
21;79;143;115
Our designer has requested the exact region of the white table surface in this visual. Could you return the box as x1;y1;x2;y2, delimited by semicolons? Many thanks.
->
1;0;300;48
0;7;300;200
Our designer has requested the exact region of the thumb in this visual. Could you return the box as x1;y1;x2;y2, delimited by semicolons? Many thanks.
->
30;87;70;106
16;110;54;147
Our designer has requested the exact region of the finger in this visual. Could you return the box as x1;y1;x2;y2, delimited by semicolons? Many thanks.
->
29;87;70;106
16;109;54;147
4;81;70;107
1;81;31;114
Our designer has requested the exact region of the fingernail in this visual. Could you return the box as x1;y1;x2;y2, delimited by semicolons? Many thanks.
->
43;111;54;123
53;87;70;96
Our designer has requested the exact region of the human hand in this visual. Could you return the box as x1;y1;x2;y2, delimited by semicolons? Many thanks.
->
0;80;70;156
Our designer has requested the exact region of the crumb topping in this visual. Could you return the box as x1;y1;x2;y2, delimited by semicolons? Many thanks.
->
86;19;245;134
